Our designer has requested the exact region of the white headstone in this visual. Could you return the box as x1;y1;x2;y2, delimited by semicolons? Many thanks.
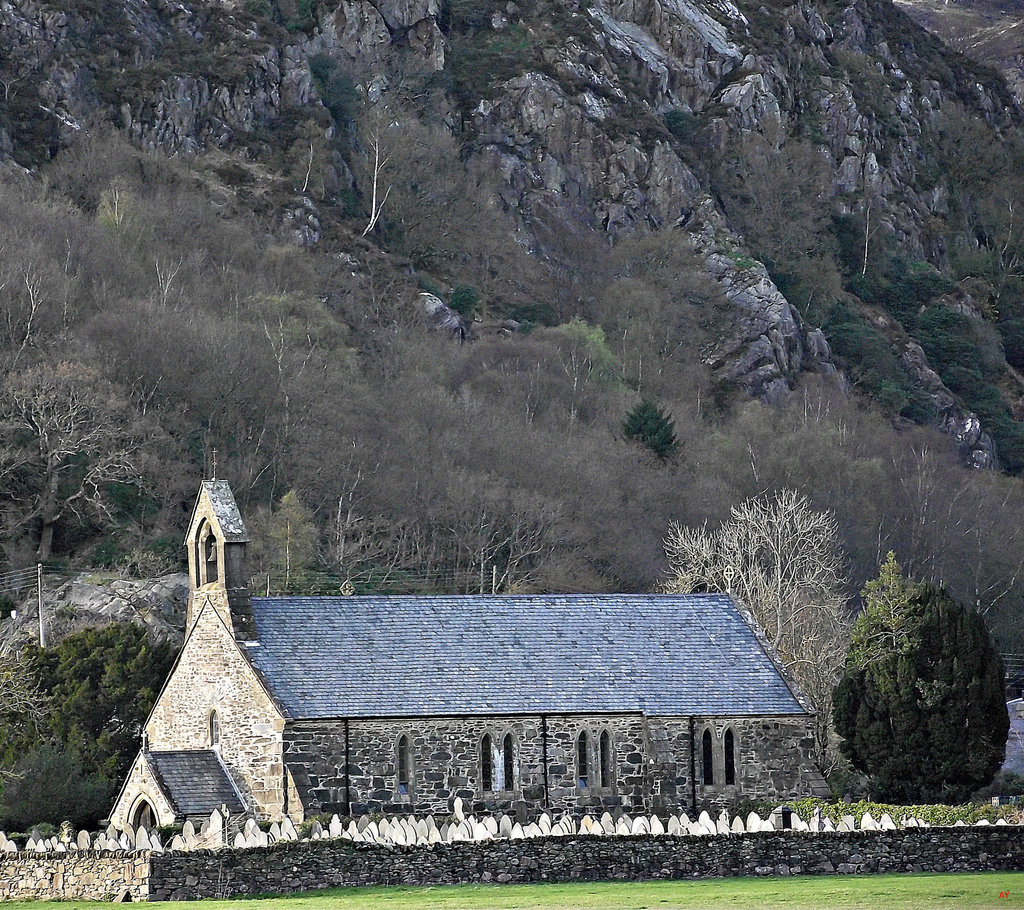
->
698;810;713;828
524;822;542;838
151;833;163;853
135;828;152;851
838;817;854;832
538;812;552;834
996;818;1009;826
233;831;246;848
667;816;681;835
281;818;298;841
953;820;967;827
746;812;762;833
378;817;391;837
600;811;614;830
484;816;498;836
169;835;186;851
630;816;649;835
310;819;324;839
716;816;731;835
329;815;343;838
791;815;809;832
76;830;91;850
860;812;877;830
510;823;525;840
880;813;897;830
650;815;665;836
453;797;465;821
975;819;991;826
270;821;282;841
499;815;514;838
182;820;196;841
823;817;836;832
614;819;630;836
730;816;745;834
357;815;371;832
244;818;259;838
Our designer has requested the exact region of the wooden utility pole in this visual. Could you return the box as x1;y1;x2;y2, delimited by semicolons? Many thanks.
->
37;563;46;648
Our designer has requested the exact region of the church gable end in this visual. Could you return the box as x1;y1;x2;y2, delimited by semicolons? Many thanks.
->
143;600;287;820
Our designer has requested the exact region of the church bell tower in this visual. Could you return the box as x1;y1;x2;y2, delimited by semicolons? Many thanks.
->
184;480;256;640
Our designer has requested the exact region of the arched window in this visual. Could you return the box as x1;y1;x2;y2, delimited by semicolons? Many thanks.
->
397;734;411;794
599;730;612;789
577;731;589;789
724;728;736;785
702;729;714;786
481;733;493;792
502;733;515;790
209;709;220;749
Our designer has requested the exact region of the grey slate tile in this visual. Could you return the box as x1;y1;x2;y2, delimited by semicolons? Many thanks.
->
146;750;246;817
245;594;804;719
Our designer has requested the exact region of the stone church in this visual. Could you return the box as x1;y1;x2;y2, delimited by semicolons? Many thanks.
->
111;482;828;829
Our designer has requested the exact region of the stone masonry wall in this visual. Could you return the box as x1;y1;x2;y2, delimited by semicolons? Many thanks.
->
147;828;1024;900
692;715;826;809
0;853;150;902
110;752;179;830
285;715;659;818
283;713;821;819
138;601;286;819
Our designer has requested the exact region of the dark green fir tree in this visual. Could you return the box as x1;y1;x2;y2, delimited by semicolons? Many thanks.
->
833;554;1008;802
623;400;678;460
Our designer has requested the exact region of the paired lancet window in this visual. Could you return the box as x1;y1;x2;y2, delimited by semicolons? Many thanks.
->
702;726;738;787
481;732;516;791
578;729;615;791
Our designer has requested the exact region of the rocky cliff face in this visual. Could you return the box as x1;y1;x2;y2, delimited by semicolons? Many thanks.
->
1;0;1019;466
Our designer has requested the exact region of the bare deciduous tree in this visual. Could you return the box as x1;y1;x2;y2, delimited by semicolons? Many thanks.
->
663;489;851;771
0;362;152;561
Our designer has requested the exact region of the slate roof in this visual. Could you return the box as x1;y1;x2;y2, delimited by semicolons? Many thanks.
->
192;480;248;542
244;594;805;719
146;750;246;817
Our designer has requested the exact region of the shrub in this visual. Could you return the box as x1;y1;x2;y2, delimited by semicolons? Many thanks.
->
737;797;1022;826
450;285;479;318
0;746;110;830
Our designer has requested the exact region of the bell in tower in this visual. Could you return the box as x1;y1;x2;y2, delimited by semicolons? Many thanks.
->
184;480;256;640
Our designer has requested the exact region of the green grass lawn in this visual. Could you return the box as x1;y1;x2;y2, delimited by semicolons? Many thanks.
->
7;874;1024;909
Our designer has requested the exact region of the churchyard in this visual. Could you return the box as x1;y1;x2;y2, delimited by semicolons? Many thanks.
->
3;800;1024;902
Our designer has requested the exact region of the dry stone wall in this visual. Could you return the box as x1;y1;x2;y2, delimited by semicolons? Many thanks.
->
147;827;1024;900
0;853;149;902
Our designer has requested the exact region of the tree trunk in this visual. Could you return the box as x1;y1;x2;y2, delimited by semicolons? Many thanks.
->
36;470;60;562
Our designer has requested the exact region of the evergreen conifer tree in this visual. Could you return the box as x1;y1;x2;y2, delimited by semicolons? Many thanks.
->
623;400;678;459
834;554;1008;802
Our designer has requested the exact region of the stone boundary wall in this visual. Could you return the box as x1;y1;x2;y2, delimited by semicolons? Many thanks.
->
0;852;150;902
3;828;1024;902
147;828;1024;900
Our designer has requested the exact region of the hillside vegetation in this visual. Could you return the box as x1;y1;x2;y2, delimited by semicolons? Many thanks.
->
1;0;1024;655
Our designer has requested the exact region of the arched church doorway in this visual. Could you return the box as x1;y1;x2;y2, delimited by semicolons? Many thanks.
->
131;798;156;831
